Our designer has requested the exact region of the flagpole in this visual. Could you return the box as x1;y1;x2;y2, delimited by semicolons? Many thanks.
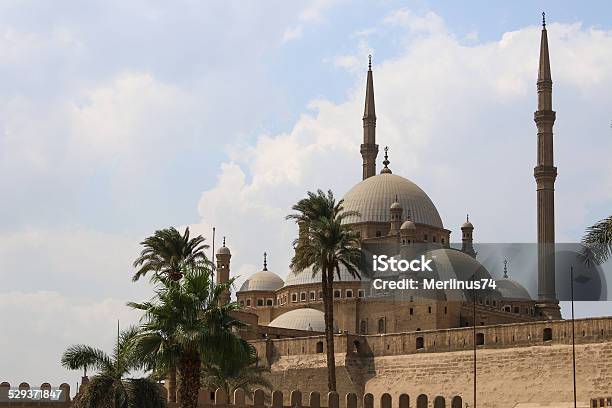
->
571;266;577;408
472;272;477;408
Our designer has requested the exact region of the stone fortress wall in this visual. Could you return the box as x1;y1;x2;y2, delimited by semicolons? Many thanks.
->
1;317;611;407
254;317;612;408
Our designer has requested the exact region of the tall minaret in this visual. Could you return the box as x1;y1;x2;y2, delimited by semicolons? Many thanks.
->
534;13;560;319
361;55;379;180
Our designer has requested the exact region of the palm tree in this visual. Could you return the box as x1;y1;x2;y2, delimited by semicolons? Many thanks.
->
132;226;209;402
132;226;209;282
61;326;166;408
200;340;271;397
581;215;612;266
129;263;249;408
286;189;362;392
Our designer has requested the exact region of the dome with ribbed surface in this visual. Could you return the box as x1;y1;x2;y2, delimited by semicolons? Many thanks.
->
268;308;338;332
342;173;443;228
496;278;531;300
239;270;284;292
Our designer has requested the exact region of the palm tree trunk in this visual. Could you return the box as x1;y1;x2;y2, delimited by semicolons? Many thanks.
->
322;267;337;392
179;352;202;408
167;365;177;403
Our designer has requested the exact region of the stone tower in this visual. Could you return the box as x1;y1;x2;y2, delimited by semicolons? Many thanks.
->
361;55;379;180
389;196;403;233
216;237;231;305
534;13;560;319
461;215;476;258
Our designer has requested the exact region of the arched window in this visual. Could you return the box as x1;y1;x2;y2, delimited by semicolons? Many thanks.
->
257;299;264;306
266;299;273;306
316;341;323;353
434;396;445;408
376;231;382;237
543;328;553;341
246;299;251;306
334;290;341;298
417;394;428;408
360;320;367;334
378;318;385;334
346;289;353;298
451;396;462;408
476;332;485;346
416;336;424;350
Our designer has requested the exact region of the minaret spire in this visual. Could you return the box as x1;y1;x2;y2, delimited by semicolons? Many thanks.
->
534;12;559;319
361;54;379;180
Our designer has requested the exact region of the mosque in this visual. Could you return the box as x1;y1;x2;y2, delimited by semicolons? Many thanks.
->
213;16;561;341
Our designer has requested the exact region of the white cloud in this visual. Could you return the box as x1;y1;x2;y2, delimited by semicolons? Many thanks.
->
282;25;304;43
281;0;341;43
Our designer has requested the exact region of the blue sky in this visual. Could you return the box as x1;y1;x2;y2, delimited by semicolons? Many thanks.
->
1;0;611;391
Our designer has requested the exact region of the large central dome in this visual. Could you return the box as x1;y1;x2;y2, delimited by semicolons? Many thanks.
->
341;173;443;228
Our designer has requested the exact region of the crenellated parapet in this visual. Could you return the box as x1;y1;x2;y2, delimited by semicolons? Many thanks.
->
0;382;70;406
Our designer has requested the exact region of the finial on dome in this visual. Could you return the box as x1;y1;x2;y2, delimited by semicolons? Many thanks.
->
368;54;372;70
542;11;546;28
263;252;268;271
503;257;509;278
381;146;392;174
466;214;469;222
223;236;226;246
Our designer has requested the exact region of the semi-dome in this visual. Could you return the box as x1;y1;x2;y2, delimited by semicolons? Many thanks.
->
419;248;496;301
341;173;443;228
284;264;368;287
268;308;338;332
239;270;284;292
496;278;531;300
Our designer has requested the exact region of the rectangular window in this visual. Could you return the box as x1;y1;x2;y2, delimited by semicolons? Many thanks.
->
358;289;365;298
310;291;316;300
257;299;264;306
346;290;353;298
300;292;306;301
291;293;297;302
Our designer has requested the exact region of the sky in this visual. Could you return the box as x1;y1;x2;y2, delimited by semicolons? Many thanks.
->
1;0;612;393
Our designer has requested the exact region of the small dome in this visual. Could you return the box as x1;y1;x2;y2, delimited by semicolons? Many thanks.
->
461;215;473;229
496;278;531;300
400;219;416;230
268;308;338;332
390;201;402;210
217;245;231;255
239;270;284;292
